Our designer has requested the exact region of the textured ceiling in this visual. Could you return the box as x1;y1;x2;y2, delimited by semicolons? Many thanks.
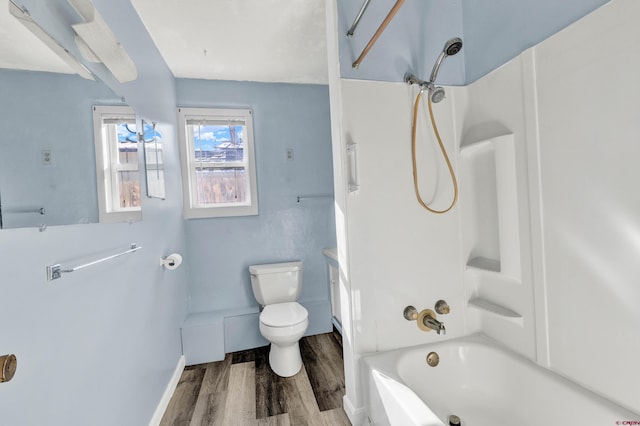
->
130;0;328;85
4;0;608;87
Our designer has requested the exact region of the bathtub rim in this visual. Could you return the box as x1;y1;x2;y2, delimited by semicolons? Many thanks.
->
360;332;640;422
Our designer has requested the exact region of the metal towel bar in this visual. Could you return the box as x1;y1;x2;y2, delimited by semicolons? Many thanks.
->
347;0;372;38
296;194;333;203
2;207;45;215
46;243;141;281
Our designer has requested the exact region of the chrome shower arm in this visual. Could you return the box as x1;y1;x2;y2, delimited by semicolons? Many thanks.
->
429;52;446;84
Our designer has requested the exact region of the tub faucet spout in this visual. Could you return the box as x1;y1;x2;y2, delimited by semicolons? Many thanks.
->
404;306;446;335
422;314;446;335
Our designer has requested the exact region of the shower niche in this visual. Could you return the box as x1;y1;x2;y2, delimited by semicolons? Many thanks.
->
459;133;523;324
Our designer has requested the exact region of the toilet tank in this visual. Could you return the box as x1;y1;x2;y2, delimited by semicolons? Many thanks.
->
249;261;303;305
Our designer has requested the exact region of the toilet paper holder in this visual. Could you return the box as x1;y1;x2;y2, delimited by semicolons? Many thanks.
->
160;253;183;270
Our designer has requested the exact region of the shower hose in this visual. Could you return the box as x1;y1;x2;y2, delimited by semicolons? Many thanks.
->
411;89;458;214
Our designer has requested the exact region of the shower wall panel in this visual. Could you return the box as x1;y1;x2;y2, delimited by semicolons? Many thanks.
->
336;78;467;418
457;56;537;361
531;0;640;413
458;0;640;414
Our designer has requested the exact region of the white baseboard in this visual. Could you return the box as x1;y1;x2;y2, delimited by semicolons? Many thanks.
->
343;394;366;425
149;355;185;426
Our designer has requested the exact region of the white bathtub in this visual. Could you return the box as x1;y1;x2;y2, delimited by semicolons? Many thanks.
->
362;334;639;426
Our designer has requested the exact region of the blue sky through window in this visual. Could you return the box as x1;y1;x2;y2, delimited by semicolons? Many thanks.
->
192;125;244;151
116;123;162;144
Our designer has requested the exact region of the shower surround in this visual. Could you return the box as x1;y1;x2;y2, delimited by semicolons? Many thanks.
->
328;0;640;422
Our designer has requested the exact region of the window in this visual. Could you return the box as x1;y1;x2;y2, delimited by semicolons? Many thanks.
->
92;105;141;223
177;108;258;218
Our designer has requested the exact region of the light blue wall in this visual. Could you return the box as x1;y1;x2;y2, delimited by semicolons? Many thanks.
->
338;0;465;85
337;0;609;84
92;0;178;123
461;0;609;82
0;1;187;425
17;0;176;122
177;79;336;318
0;215;187;425
0;70;123;227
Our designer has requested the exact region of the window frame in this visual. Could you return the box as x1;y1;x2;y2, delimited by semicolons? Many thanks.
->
177;107;258;219
92;105;142;223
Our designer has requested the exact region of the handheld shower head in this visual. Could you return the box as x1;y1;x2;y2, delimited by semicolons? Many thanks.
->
429;86;446;103
443;37;463;56
405;37;463;103
429;37;463;84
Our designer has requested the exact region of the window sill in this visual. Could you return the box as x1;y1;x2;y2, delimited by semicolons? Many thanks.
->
99;210;142;224
183;204;258;219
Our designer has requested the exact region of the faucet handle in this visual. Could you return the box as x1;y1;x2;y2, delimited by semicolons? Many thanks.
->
435;299;450;315
403;305;418;321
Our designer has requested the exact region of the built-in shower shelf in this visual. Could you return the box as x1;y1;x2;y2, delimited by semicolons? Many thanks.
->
468;297;523;325
466;257;501;273
459;138;494;156
460;133;522;281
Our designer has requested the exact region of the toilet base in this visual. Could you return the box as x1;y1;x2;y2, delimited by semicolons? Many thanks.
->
268;341;303;377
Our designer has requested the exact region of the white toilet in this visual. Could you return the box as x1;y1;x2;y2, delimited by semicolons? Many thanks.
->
249;261;309;377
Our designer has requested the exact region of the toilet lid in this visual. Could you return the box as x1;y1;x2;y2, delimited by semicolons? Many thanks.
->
260;302;308;327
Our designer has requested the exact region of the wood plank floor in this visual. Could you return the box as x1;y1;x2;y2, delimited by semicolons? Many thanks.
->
161;331;350;426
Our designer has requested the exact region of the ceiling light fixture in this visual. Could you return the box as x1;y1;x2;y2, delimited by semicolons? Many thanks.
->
8;0;93;80
67;0;94;22
68;0;138;83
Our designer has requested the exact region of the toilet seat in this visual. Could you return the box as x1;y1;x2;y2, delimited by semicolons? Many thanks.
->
260;302;308;327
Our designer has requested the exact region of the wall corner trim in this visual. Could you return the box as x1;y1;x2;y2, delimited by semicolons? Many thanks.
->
343;394;366;425
148;355;186;426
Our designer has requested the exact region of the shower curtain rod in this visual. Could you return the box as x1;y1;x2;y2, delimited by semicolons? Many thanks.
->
352;0;405;69
347;0;372;38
